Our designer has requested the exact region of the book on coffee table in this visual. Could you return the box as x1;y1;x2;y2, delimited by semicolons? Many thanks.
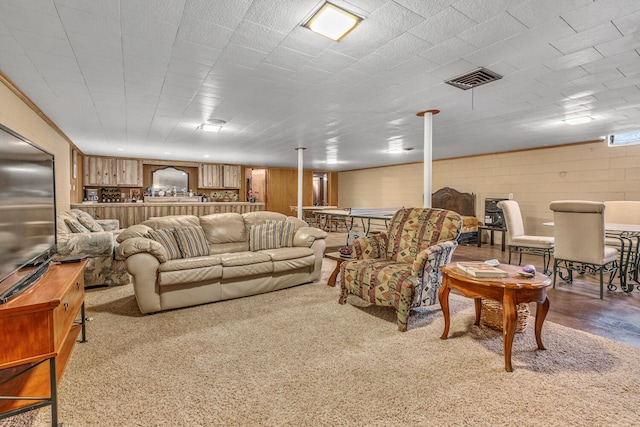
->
456;261;509;278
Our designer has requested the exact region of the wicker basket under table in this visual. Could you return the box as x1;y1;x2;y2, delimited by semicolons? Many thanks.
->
480;299;530;333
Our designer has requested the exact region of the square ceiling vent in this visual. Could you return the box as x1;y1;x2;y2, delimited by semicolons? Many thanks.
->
445;67;502;90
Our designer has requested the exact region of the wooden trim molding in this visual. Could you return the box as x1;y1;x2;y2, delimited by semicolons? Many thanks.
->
0;69;82;153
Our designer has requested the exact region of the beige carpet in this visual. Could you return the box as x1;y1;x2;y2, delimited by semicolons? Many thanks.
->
4;261;640;426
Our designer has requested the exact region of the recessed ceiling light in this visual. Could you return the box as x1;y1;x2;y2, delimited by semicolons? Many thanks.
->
164;152;171;155
116;147;124;151
303;2;361;41
198;118;226;132
564;117;593;125
204;154;210;158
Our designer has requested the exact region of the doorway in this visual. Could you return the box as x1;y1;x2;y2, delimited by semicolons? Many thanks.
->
313;172;328;206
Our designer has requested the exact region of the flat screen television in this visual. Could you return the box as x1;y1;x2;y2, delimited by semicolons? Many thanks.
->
0;124;56;304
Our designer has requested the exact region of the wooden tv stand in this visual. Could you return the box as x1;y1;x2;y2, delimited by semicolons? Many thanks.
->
0;260;88;426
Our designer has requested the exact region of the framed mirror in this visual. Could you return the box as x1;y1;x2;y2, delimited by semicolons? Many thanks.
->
152;167;189;196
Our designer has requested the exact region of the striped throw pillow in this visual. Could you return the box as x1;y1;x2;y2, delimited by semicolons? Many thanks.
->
250;222;281;251
174;226;210;258
266;220;295;248
147;229;182;260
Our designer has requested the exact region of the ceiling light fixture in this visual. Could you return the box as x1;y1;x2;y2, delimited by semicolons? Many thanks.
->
564;117;593;125
198;118;227;132
303;2;361;41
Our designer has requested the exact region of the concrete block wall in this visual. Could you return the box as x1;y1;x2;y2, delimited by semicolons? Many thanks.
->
339;140;640;237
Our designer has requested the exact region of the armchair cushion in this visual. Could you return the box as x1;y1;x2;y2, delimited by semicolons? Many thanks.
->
353;233;387;260
65;217;90;233
75;210;104;232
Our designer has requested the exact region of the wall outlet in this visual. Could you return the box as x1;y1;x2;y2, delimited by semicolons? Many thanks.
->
508;193;513;199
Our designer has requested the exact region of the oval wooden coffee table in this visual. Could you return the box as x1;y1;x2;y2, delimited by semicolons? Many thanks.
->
438;263;551;372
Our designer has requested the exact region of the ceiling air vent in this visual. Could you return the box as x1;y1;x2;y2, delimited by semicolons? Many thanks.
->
445;67;502;90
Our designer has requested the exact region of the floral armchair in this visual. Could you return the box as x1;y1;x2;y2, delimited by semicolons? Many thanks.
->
339;208;462;331
54;209;130;288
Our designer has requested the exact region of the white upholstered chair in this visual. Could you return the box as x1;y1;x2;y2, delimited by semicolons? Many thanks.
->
497;200;554;274
549;200;620;299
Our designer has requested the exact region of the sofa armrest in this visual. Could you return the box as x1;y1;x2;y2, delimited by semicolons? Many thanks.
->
115;237;168;263
96;219;120;232
126;252;162;314
353;233;387;260
55;232;116;258
293;226;328;247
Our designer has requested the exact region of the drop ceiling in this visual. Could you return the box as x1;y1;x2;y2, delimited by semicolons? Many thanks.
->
0;0;639;171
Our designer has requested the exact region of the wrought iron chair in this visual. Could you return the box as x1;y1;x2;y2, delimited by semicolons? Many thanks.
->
550;200;621;299
497;200;554;274
604;201;640;290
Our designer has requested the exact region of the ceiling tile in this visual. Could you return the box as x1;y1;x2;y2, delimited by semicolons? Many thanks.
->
176;14;234;50
56;4;120;40
458;12;527;49
409;6;477;45
561;0;640;32
229;20;288;54
0;3;67;38
54;0;120;20
120;0;186;25
551;22;622;55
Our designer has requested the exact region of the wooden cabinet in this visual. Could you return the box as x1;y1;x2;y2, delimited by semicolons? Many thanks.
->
222;164;241;189
199;164;241;189
84;156;115;186
198;163;222;188
0;261;87;425
116;159;143;187
84;156;142;187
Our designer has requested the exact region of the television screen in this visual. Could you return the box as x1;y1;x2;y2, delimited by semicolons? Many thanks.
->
0;124;56;302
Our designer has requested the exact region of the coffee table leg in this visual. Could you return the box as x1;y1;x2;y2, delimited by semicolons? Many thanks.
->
327;260;342;287
535;296;550;350
503;291;517;372
438;283;451;340
474;298;482;325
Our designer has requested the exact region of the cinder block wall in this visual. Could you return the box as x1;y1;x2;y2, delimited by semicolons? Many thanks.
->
338;140;640;237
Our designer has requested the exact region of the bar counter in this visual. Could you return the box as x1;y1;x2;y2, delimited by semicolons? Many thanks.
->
71;202;265;229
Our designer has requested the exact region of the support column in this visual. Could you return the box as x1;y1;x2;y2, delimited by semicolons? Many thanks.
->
416;109;440;208
295;148;305;219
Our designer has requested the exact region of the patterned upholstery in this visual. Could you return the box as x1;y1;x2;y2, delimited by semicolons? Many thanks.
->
339;208;462;331
54;210;130;288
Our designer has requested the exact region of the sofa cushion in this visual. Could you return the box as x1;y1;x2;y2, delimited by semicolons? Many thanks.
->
147;229;182;260
220;251;273;279
250;222;281;251
272;255;315;273
143;215;200;230
200;213;246;244
258;247;314;261
65;217;90;233
174;226;210;258
220;251;271;266
73;210;104;232
158;255;222;272
158;255;223;286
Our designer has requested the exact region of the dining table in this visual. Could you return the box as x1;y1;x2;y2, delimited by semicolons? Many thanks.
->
543;221;640;292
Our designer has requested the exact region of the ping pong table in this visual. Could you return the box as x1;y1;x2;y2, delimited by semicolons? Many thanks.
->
313;207;401;245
